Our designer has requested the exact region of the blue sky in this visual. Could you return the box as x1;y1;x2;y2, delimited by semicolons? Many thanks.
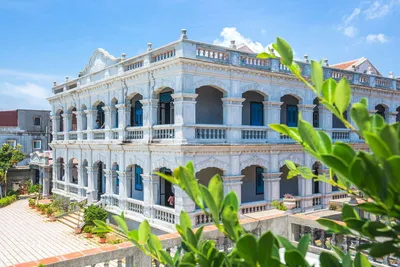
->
0;0;399;110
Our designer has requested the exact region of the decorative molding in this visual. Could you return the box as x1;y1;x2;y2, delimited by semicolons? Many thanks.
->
195;157;229;171
240;155;268;170
152;157;176;171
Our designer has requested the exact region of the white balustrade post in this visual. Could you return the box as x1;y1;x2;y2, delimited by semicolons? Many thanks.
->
64;163;71;193
262;172;281;203
140;99;158;143
223;98;244;142
222;175;244;205
264;101;282;142
172;93;197;143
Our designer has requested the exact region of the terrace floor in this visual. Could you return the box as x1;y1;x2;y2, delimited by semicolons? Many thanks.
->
0;199;98;267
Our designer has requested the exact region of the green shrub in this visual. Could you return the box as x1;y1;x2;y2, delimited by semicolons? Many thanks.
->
84;205;107;226
271;200;288;211
83;225;93;233
0;195;17;208
329;202;338;211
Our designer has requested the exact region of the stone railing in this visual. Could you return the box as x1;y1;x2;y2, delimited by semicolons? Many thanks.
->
112;129;119;140
126;198;144;214
56;133;64;141
152;125;175;139
241;127;269;141
111;194;120;208
93;129;106;140
312;196;322;207
195;125;227;141
193;210;213;226
69;132;78;140
240;200;268;215
55;181;65;191
153;205;176;224
126;127;144;140
68;183;79;195
52;39;399;96
330;129;351;140
331;191;348;200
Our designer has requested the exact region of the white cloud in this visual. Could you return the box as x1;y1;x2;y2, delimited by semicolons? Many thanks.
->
343;26;359;37
366;33;389;43
213;27;272;53
0;82;51;110
364;0;399;19
260;29;266;35
339;8;361;37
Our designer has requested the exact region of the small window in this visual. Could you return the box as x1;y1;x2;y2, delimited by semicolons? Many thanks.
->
256;167;264;195
135;165;143;191
33;140;41;149
34;117;41;126
6;140;16;148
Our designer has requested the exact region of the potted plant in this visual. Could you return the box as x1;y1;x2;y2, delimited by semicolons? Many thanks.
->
92;220;112;244
46;207;53;218
84;225;93;238
282;193;297;210
40;204;47;215
28;198;35;208
97;232;107;244
36;203;41;211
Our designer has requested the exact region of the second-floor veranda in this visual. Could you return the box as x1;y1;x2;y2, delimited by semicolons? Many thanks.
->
51;84;398;145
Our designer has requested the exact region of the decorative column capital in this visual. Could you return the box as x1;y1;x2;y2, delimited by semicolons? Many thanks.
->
116;171;132;179
86;166;97;173
115;104;127;110
84;109;97;115
262;172;282;182
263;101;283;108
171;93;198;101
140;99;159;106
222;97;245;105
298;104;315;111
50;115;60;120
61;113;73;119
102;106;116;113
222;175;244;184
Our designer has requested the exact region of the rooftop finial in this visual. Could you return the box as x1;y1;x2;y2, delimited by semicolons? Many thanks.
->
230;40;236;49
323;58;329;66
352;64;357;71
147;43;152;52
304;54;309;63
389;71;394;78
65;76;69;82
180;29;187;40
53;81;57;87
121;53;126;60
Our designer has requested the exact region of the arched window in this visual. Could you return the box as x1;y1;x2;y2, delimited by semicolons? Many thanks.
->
375;104;386;120
280;95;299;127
313;98;319;128
96;103;105;128
332;110;348;128
58;110;64;132
70;107;77;131
134;165;143;191
158;89;174;125
242;91;265;126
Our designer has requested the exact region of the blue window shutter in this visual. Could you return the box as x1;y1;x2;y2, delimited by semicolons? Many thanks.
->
287;105;298;127
135;101;143;126
135;165;143;191
250;102;263;126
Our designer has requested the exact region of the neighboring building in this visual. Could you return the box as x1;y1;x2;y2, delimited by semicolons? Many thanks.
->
0;109;51;188
29;151;53;197
48;30;399;232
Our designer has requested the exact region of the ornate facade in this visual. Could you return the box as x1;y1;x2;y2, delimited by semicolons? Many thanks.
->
48;30;399;232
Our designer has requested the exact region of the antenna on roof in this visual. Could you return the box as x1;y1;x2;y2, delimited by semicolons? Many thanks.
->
180;29;187;40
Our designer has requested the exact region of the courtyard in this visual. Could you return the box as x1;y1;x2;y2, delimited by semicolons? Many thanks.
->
0;199;98;267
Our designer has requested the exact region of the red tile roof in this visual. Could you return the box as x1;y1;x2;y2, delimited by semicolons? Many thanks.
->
330;58;361;70
0;111;18;127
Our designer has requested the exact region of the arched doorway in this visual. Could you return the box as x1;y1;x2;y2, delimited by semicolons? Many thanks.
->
126;164;143;200
375;104;386;121
95;102;105;129
241;165;265;203
157;88;174;125
69;158;78;184
129;94;143;127
94;161;106;200
280;165;299;198
312;162;322;194
195;86;224;124
159;167;174;208
242;91;265;126
280;95;299;127
313;98;319;128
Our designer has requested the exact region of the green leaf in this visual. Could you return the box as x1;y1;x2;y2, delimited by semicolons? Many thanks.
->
257;52;273;59
320;154;348;178
147;234;163;258
154;171;179;185
370;114;385;133
350;102;370;136
380;125;399;155
322;78;337;104
317;218;351;234
179;166;203;208
127;229;139;242
284;249;307;267
208;174;223;212
179;211;192;230
364;132;392;159
236;234;258;265
185;228;198;250
362;221;398;239
181;252;196;265
297;234;310;257
138;220;150;244
222;191;239;212
319;252;341;267
298;118;320;152
257;231;275;266
317;130;332;153
221;205;242;242
297;167;314;179
199;185;219;224
272;37;293;66
195;226;204;243
311;60;323;95
344;218;365;233
269;124;290;136
342;204;359;221
277;236;296;250
112;215;129;234
331;246;345;260
285;160;297;171
334;78;351;114
342;254;352;267
349;157;365;189
354;252;371;267
357;202;387;215
158;250;174;266
332;143;356;166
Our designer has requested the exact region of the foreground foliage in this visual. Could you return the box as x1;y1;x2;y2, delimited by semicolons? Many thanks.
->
111;37;399;266
0;194;17;208
0;143;25;197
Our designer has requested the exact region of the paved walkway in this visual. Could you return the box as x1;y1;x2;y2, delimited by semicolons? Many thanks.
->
0;199;98;267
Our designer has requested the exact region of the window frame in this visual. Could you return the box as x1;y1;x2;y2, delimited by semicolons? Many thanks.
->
33;140;41;149
250;101;264;126
33;117;41;126
255;166;264;195
6;140;16;148
134;165;143;191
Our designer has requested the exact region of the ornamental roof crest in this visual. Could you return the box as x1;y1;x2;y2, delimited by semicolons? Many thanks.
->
81;48;121;76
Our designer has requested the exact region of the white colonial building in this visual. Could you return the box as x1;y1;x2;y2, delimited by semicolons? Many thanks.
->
48;30;399;232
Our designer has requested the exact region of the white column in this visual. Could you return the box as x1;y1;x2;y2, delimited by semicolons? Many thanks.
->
77;166;85;197
222;175;244;205
86;167;97;203
299;154;313;211
51;115;59;140
264;101;282;142
141;174;159;218
172;93;197;143
320;106;332;130
42;168;50;198
174;185;195;212
64;163;71;194
263;172;281;202
117;171;130;210
102;106;114;140
74;111;83;140
115;104;128;140
298;104;314;125
223;98;245;142
140;99;158;142
62;114;71;141
104;169;113;195
389;112;397;124
84;110;97;140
